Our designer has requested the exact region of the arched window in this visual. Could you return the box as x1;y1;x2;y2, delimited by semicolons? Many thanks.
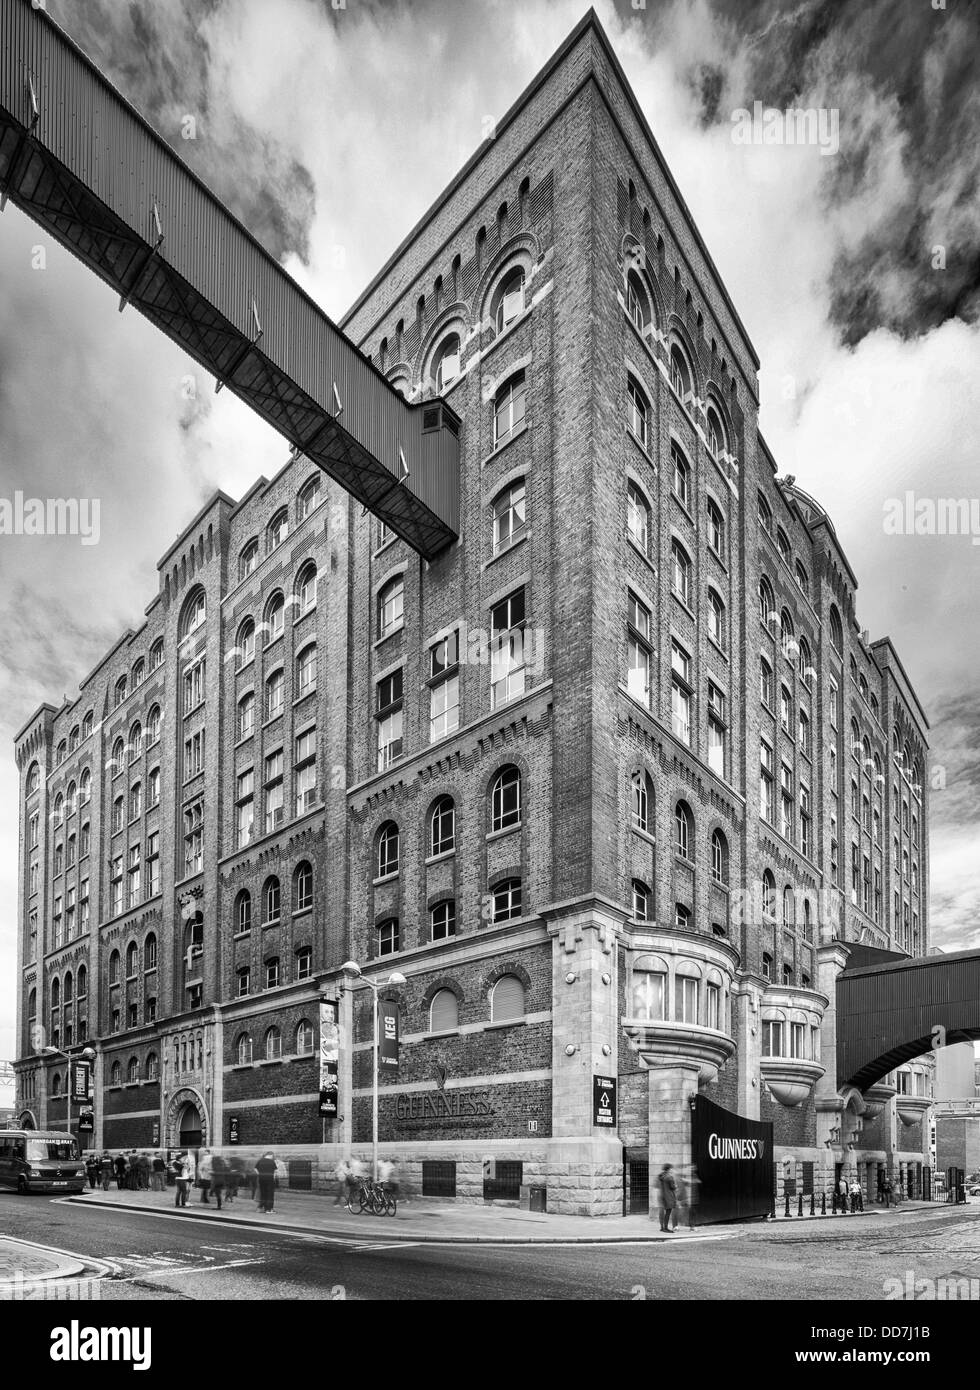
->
297;475;321;521
429;988;459;1032
430;796;455;856
51;1071;63;1097
780;609;795;659
126;941;138;977
295;1020;314;1056
803;899;813;941
144;933;157;970
492;480;526;554
758;493;773;534
851;718;862;759
798;638;813;685
432;332;461;391
758;576;775;624
113;677;127;709
829;605;844;654
239;538;259;580
625;268;652;333
377;822;400;878
626;480;650;553
132;659;145;689
297;561;318;613
706;405;727;459
671;539;692;606
149;639;164;671
631;955;667;1021
632;879;651;921
672;442;691;508
146;1051;159;1081
108;950;120;985
762;870;777;917
492;877;522;922
263;591;285;645
68;725;80;753
296;643;317;697
265;1026;282;1061
490;974;525;1023
711;829;729;885
776;528;791;564
675;801;694;859
237;692;255;741
236;1033;253;1065
631;771;653;833
377;918;400;956
267;508;289;553
430;900;456;940
235;890;252;934
490;765;522;832
669;343;692;400
77;966;87;998
129;722;142;762
493;370;526;446
795;561;810;597
626;374;648;446
66;781;77;816
63;971;73;1002
237;618;255;668
675;961;702;1023
293;861;313;911
260;877;281;925
181;588;206;637
53;792;65;826
491;265;526;333
127;1056;139;1083
26;762;40;795
377;575;404;638
782;885;795;925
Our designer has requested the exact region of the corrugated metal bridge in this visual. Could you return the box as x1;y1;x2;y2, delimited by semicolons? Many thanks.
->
837;946;980;1091
0;0;459;559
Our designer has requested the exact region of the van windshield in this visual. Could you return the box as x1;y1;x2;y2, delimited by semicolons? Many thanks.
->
26;1140;77;1163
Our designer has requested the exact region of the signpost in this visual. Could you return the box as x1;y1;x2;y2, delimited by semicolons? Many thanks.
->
593;1076;617;1128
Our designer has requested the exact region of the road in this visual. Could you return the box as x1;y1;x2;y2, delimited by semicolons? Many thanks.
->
2;1194;980;1301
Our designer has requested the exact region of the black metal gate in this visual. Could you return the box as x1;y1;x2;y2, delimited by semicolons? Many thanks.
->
422;1160;457;1198
627;1160;649;1215
483;1160;522;1200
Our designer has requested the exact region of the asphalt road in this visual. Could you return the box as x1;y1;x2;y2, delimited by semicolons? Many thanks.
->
2;1193;979;1302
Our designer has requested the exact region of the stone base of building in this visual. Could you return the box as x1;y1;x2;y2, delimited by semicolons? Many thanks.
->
774;1144;931;1207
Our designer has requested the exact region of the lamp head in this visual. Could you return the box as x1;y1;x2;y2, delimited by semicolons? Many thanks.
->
340;960;362;977
386;972;407;987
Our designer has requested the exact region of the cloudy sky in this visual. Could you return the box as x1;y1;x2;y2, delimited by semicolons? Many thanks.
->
1;0;978;1097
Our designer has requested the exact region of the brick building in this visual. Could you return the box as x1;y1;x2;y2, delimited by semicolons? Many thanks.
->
13;13;931;1214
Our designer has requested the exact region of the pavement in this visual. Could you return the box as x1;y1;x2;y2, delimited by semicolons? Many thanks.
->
0;1235;86;1287
61;1183;735;1244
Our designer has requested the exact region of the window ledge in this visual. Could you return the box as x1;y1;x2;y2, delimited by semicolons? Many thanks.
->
485;1018;527;1032
373;872;399;887
292;689;317;707
671;592;696;621
631;827;656;848
707;636;728;663
426;1028;460;1040
425;850;456;868
481;422;528;467
626;428;656;469
233;930;251;941
292;607;316;626
373;625;404;651
483;531;529;571
626;534;657;576
486;824;520;844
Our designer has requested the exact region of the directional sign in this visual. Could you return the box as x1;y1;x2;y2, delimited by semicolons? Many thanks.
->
593;1075;617;1128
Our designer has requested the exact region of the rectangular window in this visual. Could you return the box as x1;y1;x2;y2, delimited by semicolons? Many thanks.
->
800;785;811;858
147;833;160;898
265;670;284;722
799;709;811;756
183;660;205;714
490;590;527;708
862;855;872;915
780;763;794;840
295;730;317;813
707;683;725;777
111;857;123;916
128;843;141;908
376;669;404;771
429;633;460;741
760;741;774;823
671;641;692;746
762;1020;783;1057
829;677;839;731
236;769;254;848
184;802;204;876
675;976;699;1025
184;729;205;780
706;982;721;1032
264;751;284;835
760;659;773;709
790;1022;806;1059
874;867;882;923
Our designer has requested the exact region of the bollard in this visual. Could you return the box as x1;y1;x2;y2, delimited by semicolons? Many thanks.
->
821;1191;826;1216
798;1193;804;1217
784;1193;791;1217
810;1192;815;1216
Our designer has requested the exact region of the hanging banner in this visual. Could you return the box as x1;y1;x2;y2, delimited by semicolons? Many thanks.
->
379;1000;400;1071
70;1059;92;1103
319;999;340;1118
690;1094;774;1225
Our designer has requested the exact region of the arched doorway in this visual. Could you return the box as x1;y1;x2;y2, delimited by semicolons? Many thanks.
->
18;1111;37;1130
177;1100;203;1151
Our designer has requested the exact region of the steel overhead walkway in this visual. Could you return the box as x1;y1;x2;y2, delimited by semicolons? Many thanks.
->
0;0;459;559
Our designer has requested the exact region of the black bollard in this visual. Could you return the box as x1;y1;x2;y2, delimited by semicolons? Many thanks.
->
798;1193;804;1217
810;1192;815;1216
821;1191;826;1216
785;1192;791;1217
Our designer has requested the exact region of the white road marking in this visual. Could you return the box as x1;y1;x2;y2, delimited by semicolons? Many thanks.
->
116;1258;259;1283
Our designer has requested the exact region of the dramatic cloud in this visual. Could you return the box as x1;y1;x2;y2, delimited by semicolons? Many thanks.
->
1;0;977;1087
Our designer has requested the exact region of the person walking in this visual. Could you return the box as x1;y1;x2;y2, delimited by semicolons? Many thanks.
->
837;1175;849;1213
882;1175;893;1208
333;1157;351;1205
211;1152;227;1211
151;1152;166;1192
850;1178;863;1213
100;1153;113;1191
137;1151;151;1191
198;1148;213;1204
85;1153;99;1189
254;1152;277;1213
656;1164;677;1233
174;1152;192;1208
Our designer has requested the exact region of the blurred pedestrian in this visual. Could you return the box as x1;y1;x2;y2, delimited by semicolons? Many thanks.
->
114;1152;127;1189
151;1152;166;1192
686;1165;701;1228
198;1148;213;1204
334;1157;351;1205
255;1152;277;1213
85;1153;99;1189
126;1151;139;1190
850;1178;863;1213
174;1152;192;1208
882;1175;893;1208
137;1151;151;1191
656;1164;677;1233
100;1153;113;1191
211;1152;227;1211
837;1175;849;1213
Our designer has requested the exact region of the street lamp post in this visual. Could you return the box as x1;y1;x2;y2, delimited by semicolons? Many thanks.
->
340;962;406;1181
41;1044;96;1148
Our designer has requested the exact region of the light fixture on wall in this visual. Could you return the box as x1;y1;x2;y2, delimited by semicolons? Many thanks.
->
601;973;611;986
601;1044;611;1057
564;1043;578;1057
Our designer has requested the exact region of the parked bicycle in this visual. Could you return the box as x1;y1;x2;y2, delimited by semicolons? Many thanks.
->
345;1176;397;1216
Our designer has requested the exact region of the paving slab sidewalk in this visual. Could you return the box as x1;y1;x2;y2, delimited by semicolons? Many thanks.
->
65;1185;733;1244
0;1236;85;1286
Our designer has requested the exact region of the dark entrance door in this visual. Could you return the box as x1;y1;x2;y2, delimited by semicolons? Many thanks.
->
626;1159;649;1215
178;1103;202;1151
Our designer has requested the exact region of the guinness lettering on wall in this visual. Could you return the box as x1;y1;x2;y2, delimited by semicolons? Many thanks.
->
394;1088;494;1127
